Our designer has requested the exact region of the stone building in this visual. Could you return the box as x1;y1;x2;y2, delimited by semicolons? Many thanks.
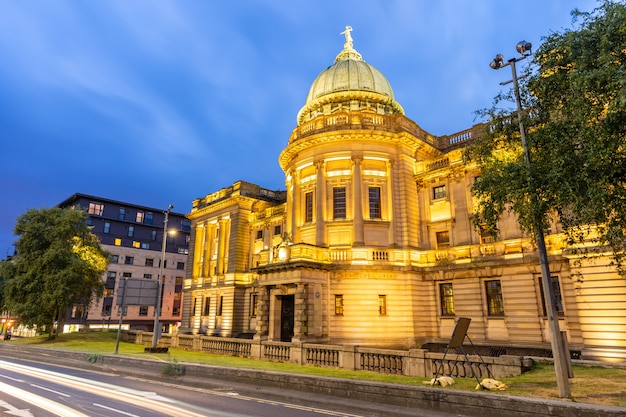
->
60;194;190;333
180;32;626;362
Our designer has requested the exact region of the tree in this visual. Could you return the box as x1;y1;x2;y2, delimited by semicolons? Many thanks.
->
468;0;626;271
3;207;108;338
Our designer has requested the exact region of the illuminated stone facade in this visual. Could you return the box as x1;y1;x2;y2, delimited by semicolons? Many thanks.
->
181;34;626;362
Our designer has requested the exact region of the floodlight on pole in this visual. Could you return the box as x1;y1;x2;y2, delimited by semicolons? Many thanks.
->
151;204;173;349
490;41;571;398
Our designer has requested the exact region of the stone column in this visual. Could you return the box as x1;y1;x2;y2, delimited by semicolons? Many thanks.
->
292;169;301;243
352;155;364;245
315;160;327;246
386;159;396;246
216;218;226;275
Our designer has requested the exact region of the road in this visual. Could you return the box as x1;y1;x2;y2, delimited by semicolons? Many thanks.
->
0;357;464;417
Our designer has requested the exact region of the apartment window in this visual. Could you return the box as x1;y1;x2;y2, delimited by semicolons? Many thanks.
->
334;295;344;315
177;262;185;270
378;295;387;316
538;276;565;317
305;192;313;223
145;212;153;225
72;305;86;319
141;242;149;249
132;241;140;248
217;296;224;316
114;238;122;246
102;304;112;316
433;185;447;200
369;187;382;219
485;280;504;316
110;255;119;264
151;230;157;241
256;230;263;240
118;207;126;220
250;293;258;317
88;202;104;216
203;297;210;316
145;258;154;267
122;272;132;278
118;306;128;316
436;231;450;249
103;222;111;234
136;211;145;223
274;225;282;236
125;256;134;265
86;218;93;226
181;219;191;232
333;187;346;219
139;306;148;316
128;226;134;237
144;274;152;279
439;283;455;316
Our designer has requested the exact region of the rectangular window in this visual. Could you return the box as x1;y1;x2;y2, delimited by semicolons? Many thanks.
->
118;207;126;220
145;258;154;267
334;295;344;315
305;192;313;223
177;262;185;270
333;187;346;219
110;255;119;264
538;276;565;317
136;211;145;223
436;231;450;249
128;226;134;237
88;202;104;216
433;185;447;200
256;230;263;240
132;241;140;248
378;295;387;316
141;242;149;249
439;283;455;316
139;306;148;316
151;230;157;241
217;296;224;316
145;212;153;225
125;256;134;265
114;238;122;246
192;298;197;316
485;280;504;316
122;272;132;278
369;187;382;219
250;294;258;317
102;304;112;316
103;222;111;234
274;225;282;236
203;297;211;316
181;219;191;232
144;274;152;279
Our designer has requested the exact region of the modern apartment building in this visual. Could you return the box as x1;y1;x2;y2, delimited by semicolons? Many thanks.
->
59;193;190;333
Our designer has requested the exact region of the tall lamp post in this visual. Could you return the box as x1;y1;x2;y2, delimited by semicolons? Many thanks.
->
152;204;173;349
490;41;570;397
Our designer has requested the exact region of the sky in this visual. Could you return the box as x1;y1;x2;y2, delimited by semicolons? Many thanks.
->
0;1;597;257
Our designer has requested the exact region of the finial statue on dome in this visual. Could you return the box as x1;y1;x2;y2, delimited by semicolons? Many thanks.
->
340;25;353;49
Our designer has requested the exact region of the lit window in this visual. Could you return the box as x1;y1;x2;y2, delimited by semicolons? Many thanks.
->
439;283;455;316
305;192;313;223
333;187;346;219
433;185;446;200
369;187;381;219
538;276;565;317
485;280;504;316
132;241;140;248
114;238;122;246
334;295;344;315
88;202;104;216
436;231;450;249
103;222;111;234
136;211;145;223
378;295;387;316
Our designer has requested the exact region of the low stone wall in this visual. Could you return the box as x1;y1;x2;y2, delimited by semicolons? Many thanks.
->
126;331;531;378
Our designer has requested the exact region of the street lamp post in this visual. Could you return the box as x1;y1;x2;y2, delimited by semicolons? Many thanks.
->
151;204;173;349
490;41;570;397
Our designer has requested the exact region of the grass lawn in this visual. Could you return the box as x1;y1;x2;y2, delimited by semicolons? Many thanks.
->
4;331;626;408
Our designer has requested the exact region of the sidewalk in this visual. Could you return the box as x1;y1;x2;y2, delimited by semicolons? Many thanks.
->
1;343;624;417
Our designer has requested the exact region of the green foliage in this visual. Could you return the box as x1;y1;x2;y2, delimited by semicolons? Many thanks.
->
3;207;108;336
85;353;104;363
162;358;186;377
468;0;626;270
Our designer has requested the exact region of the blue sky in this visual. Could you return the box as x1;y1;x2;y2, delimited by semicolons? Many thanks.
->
0;1;596;257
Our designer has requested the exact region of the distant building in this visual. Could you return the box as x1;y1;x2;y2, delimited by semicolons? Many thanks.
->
180;34;625;362
59;193;190;333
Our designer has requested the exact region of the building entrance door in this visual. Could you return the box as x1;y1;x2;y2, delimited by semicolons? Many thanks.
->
280;295;294;342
